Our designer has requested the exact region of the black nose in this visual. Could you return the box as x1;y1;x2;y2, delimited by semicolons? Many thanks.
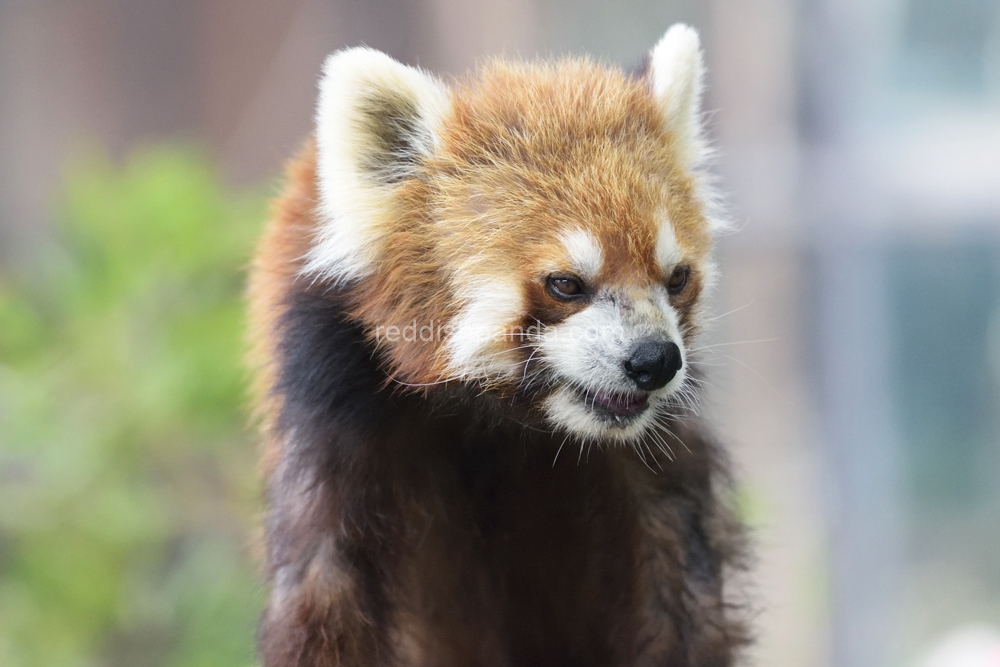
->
623;339;682;391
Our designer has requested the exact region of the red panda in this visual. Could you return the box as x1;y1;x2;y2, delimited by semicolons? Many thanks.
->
248;24;749;667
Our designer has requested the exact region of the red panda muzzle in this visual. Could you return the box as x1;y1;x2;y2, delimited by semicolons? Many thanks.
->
586;389;650;417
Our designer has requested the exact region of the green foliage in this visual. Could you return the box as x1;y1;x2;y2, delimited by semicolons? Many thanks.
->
0;147;265;667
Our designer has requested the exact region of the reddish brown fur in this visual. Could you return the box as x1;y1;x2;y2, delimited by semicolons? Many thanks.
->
339;61;714;385
249;57;748;667
247;139;319;476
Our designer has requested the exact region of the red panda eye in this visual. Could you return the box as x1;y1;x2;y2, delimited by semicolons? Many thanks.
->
546;275;584;300
667;266;691;295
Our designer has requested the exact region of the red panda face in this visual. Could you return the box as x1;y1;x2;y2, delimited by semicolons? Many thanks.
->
305;26;724;444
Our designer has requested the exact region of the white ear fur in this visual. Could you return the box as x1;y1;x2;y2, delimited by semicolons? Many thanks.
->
304;48;450;282
649;24;708;168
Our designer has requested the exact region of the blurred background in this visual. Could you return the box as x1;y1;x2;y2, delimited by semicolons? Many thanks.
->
1;1;999;666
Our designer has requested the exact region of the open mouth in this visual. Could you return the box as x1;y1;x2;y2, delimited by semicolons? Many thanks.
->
582;388;650;419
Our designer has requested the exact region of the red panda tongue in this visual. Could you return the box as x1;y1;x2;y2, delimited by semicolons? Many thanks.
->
589;390;649;416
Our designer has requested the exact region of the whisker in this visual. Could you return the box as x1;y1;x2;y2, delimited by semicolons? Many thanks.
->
709;350;787;402
552;433;570;467
632;441;654;472
688;337;778;353
685;359;727;368
649;427;675;461
391;376;458;388
699;301;754;325
658;420;691;453
644;438;664;472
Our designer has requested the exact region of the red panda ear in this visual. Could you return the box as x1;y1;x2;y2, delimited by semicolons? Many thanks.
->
649;24;709;169
304;48;451;282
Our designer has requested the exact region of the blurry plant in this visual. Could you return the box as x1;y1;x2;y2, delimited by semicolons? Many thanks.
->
0;147;265;667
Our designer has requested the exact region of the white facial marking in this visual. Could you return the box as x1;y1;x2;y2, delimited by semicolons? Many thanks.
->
656;219;682;272
446;274;524;379
559;228;604;283
305;48;450;282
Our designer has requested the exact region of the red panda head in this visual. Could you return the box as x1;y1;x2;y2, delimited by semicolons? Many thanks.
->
303;25;725;444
